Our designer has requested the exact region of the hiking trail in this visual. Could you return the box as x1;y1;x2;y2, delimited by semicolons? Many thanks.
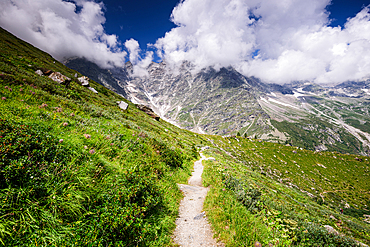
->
173;149;224;247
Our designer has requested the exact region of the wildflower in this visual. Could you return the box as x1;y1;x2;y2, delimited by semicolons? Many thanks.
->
105;136;111;139
19;88;23;92
110;143;114;146
84;146;88;149
132;134;135;136
4;86;8;89
59;139;64;143
56;107;62;112
1;97;5;100
8;88;12;91
70;113;75;117
53;196;55;199
89;149;95;154
23;79;26;82
62;122;68;126
32;91;35;95
84;134;91;139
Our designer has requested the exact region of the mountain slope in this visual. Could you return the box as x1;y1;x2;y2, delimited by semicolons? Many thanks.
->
65;58;370;156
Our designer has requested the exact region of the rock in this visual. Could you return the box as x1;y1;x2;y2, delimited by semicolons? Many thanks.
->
194;211;205;220
88;87;98;94
137;105;160;121
42;69;53;76
78;76;90;86
323;225;339;235
35;70;43;76
117;101;128;110
49;72;71;84
329;215;337;221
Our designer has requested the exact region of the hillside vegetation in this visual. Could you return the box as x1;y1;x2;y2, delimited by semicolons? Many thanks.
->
0;27;369;246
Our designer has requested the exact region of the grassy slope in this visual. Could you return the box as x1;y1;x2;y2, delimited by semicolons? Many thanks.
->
202;135;370;246
1;27;369;246
0;27;205;246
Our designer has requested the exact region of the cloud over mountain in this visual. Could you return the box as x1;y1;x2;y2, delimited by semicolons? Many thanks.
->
1;0;370;84
0;0;127;68
155;0;370;84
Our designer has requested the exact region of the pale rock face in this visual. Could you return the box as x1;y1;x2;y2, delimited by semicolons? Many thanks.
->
121;61;271;136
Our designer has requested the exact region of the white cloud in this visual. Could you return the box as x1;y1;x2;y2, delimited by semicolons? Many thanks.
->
0;0;126;68
156;0;370;84
125;38;153;77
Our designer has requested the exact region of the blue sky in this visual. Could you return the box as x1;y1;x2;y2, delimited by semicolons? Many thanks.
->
102;0;370;54
1;0;370;84
328;0;370;26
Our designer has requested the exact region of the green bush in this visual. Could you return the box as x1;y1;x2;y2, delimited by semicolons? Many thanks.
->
293;224;360;246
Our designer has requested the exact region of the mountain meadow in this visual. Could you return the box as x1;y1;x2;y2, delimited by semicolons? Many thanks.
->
0;27;369;246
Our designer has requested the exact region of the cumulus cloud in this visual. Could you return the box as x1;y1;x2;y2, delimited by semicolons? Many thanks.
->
0;0;126;68
156;0;370;84
125;38;153;77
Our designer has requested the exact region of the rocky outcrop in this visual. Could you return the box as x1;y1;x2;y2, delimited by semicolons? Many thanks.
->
137;105;160;121
49;72;71;84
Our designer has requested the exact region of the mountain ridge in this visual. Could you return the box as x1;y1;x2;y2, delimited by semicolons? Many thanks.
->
65;58;370;156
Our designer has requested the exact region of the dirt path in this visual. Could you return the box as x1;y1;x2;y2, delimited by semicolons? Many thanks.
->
173;152;224;247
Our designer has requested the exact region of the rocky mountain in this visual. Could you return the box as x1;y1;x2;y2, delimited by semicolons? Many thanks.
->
65;58;370;156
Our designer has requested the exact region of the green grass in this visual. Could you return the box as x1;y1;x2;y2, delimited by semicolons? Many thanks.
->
201;135;370;246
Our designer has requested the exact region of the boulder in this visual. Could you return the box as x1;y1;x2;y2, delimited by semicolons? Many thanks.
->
49;72;71;84
117;101;128;110
78;76;89;87
137;105;160;121
323;225;339;235
88;87;98;94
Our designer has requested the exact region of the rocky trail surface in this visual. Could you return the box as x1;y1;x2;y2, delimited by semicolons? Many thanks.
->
173;151;224;247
